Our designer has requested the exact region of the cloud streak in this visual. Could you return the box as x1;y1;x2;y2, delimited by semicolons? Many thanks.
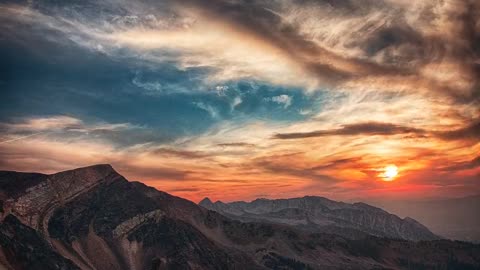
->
273;122;425;139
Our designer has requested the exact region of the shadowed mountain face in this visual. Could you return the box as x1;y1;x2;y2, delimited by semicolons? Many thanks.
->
199;197;439;241
0;165;479;270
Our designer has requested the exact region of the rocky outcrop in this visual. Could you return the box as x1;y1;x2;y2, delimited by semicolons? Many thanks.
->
112;209;165;238
199;196;439;241
1;164;119;230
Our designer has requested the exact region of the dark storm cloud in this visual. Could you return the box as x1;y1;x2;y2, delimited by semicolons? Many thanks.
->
273;122;426;139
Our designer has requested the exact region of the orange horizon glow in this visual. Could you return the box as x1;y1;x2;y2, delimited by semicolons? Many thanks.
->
1;123;479;203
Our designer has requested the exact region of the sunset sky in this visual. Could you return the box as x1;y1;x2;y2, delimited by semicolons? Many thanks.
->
1;0;479;203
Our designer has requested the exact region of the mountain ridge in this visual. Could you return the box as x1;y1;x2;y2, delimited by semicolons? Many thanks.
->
199;195;439;241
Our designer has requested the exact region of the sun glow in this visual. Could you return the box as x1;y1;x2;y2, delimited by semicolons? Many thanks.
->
381;165;398;181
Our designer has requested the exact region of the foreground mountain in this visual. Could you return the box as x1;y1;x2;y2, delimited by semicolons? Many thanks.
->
369;196;480;242
0;165;479;269
199;196;438;241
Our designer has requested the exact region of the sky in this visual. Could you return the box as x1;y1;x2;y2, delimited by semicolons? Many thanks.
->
0;0;479;203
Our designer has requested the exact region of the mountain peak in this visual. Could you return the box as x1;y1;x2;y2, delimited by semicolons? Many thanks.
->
199;197;213;206
250;198;269;203
48;164;118;184
2;164;122;229
56;163;115;175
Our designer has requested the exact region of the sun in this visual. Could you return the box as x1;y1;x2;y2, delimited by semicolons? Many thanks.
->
381;165;398;181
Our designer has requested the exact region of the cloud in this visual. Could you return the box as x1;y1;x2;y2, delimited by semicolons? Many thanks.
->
217;142;255;148
231;96;242;110
0;116;166;148
172;0;479;101
310;157;364;171
2;0;479;104
265;94;292;108
132;72;163;93
166;187;201;193
0;116;83;132
192;102;219;118
435;120;480;141
441;156;480;172
253;155;342;183
0;116;132;134
273;120;480;144
299;109;312;116
215;85;229;95
0;132;46;145
151;148;209;159
273;122;425;139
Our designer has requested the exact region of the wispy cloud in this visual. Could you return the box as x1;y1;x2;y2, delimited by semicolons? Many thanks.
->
2;0;479;103
193;102;219;119
0;132;46;145
1;116;83;132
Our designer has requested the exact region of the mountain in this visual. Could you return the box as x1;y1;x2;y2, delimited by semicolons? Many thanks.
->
0;165;479;269
368;195;480;242
199;196;439;241
1;165;255;269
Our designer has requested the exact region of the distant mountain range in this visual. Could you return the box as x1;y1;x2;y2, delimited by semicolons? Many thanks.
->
369;195;480;242
199;196;439;241
1;165;479;269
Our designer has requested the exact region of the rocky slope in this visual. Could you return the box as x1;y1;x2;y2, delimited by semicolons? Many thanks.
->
199;196;439;241
0;165;479;270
